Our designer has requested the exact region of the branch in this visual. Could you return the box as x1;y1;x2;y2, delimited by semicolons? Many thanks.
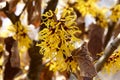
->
95;34;120;72
0;2;19;24
27;0;41;27
27;41;43;80
18;0;28;17
4;37;21;80
104;22;115;48
43;0;58;13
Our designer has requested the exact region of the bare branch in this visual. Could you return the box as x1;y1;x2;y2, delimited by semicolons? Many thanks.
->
0;2;19;24
95;34;120;72
8;0;20;13
18;0;28;17
27;0;41;27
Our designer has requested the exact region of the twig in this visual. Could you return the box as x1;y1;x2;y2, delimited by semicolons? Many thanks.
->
18;0;28;17
95;34;120;72
0;2;19;24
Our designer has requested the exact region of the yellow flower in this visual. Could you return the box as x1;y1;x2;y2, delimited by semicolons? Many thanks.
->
110;4;120;22
73;0;109;27
96;12;108;27
8;22;32;52
37;8;80;72
103;47;120;73
74;0;98;17
48;56;77;72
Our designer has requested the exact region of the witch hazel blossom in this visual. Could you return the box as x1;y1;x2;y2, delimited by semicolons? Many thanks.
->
37;8;81;72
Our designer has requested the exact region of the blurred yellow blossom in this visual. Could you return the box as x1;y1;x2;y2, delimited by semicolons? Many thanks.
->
8;22;32;52
73;0;109;27
103;47;120;73
110;4;120;22
74;0;98;17
96;12;108;27
37;8;81;72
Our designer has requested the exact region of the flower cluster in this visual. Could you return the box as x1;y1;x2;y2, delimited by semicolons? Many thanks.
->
103;48;120;73
73;0;108;27
96;12;108;28
74;0;98;17
37;8;81;72
8;22;32;52
110;4;120;22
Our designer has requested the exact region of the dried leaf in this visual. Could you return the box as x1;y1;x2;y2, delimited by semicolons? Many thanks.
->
0;2;19;24
113;23;120;38
0;0;3;2
40;66;53;80
8;0;20;13
0;11;6;18
73;42;97;78
27;0;41;27
88;24;104;60
76;18;85;39
0;18;2;27
4;37;20;68
11;41;20;68
23;0;28;3
4;37;21;80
